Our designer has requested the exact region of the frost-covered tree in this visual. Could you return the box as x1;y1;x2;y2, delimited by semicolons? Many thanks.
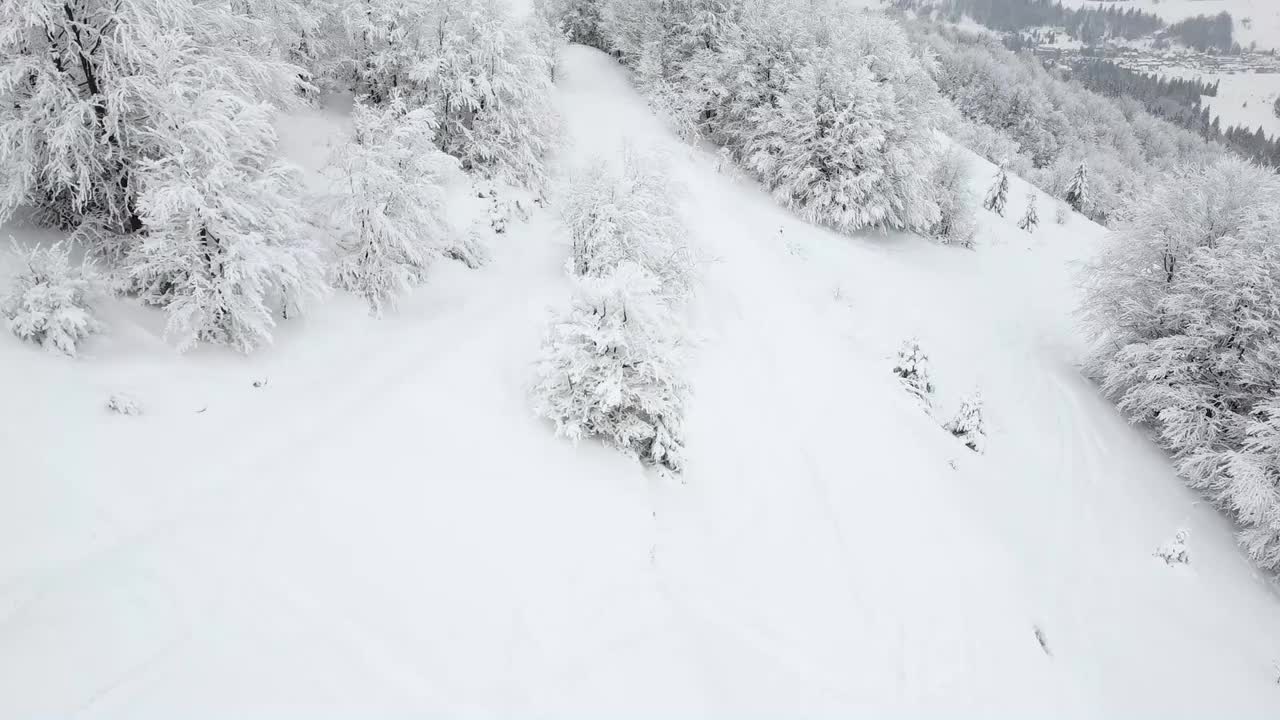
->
1064;160;1089;214
892;338;935;408
1017;192;1039;232
1154;529;1190;565
543;0;605;49
126;91;325;352
533;263;689;472
927;147;978;247
336;0;560;191
0;0;301;240
946;391;986;453
983;165;1009;216
2;240;104;356
329;98;458;316
562;149;692;302
1084;158;1280;570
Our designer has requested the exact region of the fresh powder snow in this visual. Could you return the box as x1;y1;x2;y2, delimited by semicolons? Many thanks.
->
2;40;1280;717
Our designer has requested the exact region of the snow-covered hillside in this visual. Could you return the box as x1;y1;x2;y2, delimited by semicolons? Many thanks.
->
1059;0;1280;51
3;43;1280;717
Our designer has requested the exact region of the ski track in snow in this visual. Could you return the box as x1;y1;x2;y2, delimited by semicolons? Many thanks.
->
1;44;1280;717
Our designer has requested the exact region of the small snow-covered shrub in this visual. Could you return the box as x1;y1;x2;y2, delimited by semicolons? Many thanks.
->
1055;200;1070;225
946;391;986;453
2;240;103;357
1154;529;1189;565
106;393;141;416
533;263;689;472
562;148;692;302
329;98;458;316
892;338;935;409
926;148;977;247
447;223;491;271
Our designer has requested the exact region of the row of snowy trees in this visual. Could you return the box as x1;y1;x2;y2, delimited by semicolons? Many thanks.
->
1;0;560;355
542;0;977;244
1083;158;1280;570
534;148;694;473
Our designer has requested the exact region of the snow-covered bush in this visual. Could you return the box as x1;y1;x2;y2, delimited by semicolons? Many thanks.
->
926;147;978;247
946;391;986;453
329;98;458;316
106;392;141;416
127;91;325;352
1083;158;1280;570
1154;529;1190;566
1055;200;1070;226
983;165;1009;216
1;240;103;356
541;0;605;49
892;338;935;409
533;263;689;472
562;148;692;302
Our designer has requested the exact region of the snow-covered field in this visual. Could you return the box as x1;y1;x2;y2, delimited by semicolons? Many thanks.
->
1200;71;1280;138
2;44;1280;716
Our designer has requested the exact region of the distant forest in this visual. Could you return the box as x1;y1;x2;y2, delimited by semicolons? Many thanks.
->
1055;57;1279;166
894;0;1240;53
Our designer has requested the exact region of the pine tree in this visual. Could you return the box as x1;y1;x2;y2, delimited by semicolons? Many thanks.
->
892;338;935;408
983;165;1009;216
329;98;458;316
1018;192;1040;232
1065;161;1089;214
533;263;689;472
946;391;987;453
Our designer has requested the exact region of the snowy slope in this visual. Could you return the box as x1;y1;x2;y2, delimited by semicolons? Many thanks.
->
2;45;1280;717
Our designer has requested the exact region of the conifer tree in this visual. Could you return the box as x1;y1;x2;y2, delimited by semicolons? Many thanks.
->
1065;161;1089;214
1018;192;1039;232
983;165;1009;216
892;338;935;408
946;391;987;453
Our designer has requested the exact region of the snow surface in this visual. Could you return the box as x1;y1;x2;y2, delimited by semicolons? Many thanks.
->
2;45;1280;716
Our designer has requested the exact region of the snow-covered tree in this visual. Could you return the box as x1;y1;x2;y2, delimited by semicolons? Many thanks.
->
892;338;935;408
335;0;560;191
543;0;605;48
946;391;986;453
983;165;1009;216
1055;199;1070;225
0;0;301;240
533;262;689;472
1154;529;1190;565
2;240;104;357
927;147;978;247
126;91;325;352
1084;158;1280;570
1017;192;1039;233
1064;160;1089;214
562;149;692;302
328;98;458;316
